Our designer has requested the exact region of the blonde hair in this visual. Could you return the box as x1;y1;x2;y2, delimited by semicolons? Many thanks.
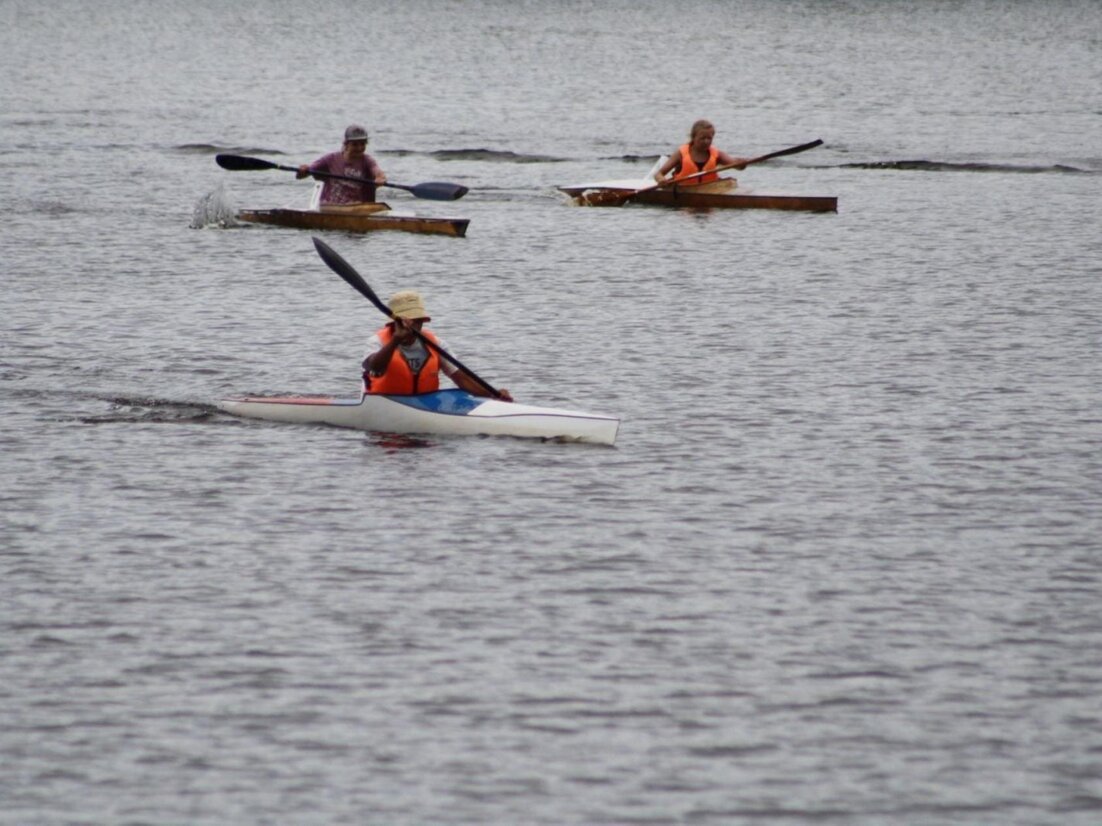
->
689;119;715;141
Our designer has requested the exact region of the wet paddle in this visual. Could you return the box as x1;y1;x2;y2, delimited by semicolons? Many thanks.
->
579;139;824;206
215;153;468;201
311;237;505;399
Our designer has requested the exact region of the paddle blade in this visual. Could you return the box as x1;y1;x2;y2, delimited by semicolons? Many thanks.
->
215;154;279;172
311;237;390;316
747;138;823;165
404;181;469;201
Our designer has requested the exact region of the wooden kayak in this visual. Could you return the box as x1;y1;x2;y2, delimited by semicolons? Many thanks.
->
218;388;619;445
559;182;836;212
560;164;836;211
236;207;470;237
629;188;836;212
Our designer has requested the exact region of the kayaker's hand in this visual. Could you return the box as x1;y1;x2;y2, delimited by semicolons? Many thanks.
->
393;318;417;345
296;164;310;179
496;389;514;403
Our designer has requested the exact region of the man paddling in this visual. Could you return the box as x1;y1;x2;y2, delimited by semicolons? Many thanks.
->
297;124;386;205
362;291;513;401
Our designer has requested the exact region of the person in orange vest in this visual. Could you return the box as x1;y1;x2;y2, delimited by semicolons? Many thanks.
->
654;120;750;185
361;290;513;401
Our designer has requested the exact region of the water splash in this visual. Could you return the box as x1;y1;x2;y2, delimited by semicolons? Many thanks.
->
189;182;239;228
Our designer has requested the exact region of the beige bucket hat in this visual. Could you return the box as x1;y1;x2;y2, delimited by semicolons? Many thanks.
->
388;290;430;321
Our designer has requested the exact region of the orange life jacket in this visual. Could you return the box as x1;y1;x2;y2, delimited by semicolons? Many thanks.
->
364;326;441;395
675;144;719;185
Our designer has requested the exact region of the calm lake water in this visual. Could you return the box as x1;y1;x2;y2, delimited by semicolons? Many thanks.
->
2;1;1101;823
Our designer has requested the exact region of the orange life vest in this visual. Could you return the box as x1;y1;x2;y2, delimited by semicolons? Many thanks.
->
675;144;719;185
364;326;441;395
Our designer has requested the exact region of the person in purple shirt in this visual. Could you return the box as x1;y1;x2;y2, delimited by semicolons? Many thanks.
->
296;124;386;205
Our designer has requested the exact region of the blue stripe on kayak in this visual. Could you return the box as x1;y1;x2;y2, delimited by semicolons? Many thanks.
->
384;389;485;415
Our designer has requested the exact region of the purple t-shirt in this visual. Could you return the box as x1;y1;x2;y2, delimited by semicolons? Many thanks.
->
309;151;383;204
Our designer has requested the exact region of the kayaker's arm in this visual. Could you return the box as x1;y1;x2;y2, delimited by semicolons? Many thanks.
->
714;150;749;169
654;152;681;183
449;368;512;402
361;344;392;376
438;354;512;401
362;324;413;376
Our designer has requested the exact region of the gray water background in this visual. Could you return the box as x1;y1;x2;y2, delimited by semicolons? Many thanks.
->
2;1;1101;823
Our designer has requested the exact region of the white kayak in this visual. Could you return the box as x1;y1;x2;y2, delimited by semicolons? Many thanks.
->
218;388;619;445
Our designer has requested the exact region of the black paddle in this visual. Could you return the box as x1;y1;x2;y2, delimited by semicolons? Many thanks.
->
311;237;505;399
580;139;824;206
215;153;468;201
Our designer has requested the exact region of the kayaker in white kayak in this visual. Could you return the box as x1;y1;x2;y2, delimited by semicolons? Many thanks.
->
296;124;386;205
361;291;513;402
655;119;750;185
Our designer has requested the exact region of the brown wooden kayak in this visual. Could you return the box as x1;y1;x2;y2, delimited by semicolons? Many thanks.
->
236;207;470;237
560;183;835;212
629;188;837;212
560;175;836;212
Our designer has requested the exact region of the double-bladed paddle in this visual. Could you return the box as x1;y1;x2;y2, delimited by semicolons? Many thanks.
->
311;237;505;400
578;139;824;206
215;153;468;201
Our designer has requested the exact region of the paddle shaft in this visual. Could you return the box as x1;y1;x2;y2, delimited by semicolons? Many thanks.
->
222;157;371;186
672;138;825;185
311;237;504;399
584;139;824;206
214;154;467;200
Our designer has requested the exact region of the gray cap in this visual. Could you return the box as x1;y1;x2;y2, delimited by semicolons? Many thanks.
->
344;124;369;142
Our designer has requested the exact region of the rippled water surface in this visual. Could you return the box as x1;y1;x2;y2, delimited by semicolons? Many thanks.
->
3;1;1101;823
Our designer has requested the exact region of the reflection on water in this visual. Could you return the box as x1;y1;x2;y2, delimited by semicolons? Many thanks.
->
368;432;437;451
